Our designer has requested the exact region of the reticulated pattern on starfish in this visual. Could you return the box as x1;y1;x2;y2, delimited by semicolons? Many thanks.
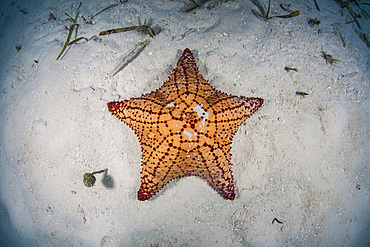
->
108;48;263;201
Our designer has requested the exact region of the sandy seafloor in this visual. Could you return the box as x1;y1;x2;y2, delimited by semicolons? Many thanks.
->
0;0;369;246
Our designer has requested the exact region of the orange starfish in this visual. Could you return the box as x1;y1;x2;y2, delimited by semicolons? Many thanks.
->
108;48;263;201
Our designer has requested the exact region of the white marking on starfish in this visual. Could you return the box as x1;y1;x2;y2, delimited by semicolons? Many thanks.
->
183;130;193;141
193;104;209;127
165;102;176;107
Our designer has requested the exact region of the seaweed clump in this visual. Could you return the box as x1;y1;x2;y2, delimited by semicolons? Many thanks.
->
252;0;300;21
99;17;155;38
83;169;108;187
307;18;321;27
322;51;340;64
56;7;88;60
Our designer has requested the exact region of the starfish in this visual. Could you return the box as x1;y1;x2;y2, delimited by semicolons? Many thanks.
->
108;48;263;201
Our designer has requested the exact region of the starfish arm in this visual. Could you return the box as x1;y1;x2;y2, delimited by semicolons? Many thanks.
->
197;146;236;200
208;95;263;138
208;160;235;200
206;95;263;161
209;94;264;122
137;156;167;201
138;147;236;200
137;149;186;201
137;161;183;201
107;98;165;137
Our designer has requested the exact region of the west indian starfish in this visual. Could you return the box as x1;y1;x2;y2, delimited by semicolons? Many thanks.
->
108;48;263;201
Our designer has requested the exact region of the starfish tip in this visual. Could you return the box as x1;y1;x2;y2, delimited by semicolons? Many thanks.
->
179;48;195;64
256;97;264;107
107;101;116;112
227;192;236;200
137;192;147;201
107;101;124;116
183;47;192;54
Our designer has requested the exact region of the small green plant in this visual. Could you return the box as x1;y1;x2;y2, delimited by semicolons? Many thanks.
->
358;31;370;47
285;66;298;72
296;91;309;97
81;3;119;24
313;0;320;11
83;169;108;187
56;12;88;60
48;12;56;21
272;218;283;224
252;0;300;21
335;0;350;8
322;51;340;65
16;5;28;14
307;18;321;27
333;0;369;47
15;45;22;52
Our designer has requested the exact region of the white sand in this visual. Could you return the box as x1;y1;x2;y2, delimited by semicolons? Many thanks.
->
0;0;369;246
